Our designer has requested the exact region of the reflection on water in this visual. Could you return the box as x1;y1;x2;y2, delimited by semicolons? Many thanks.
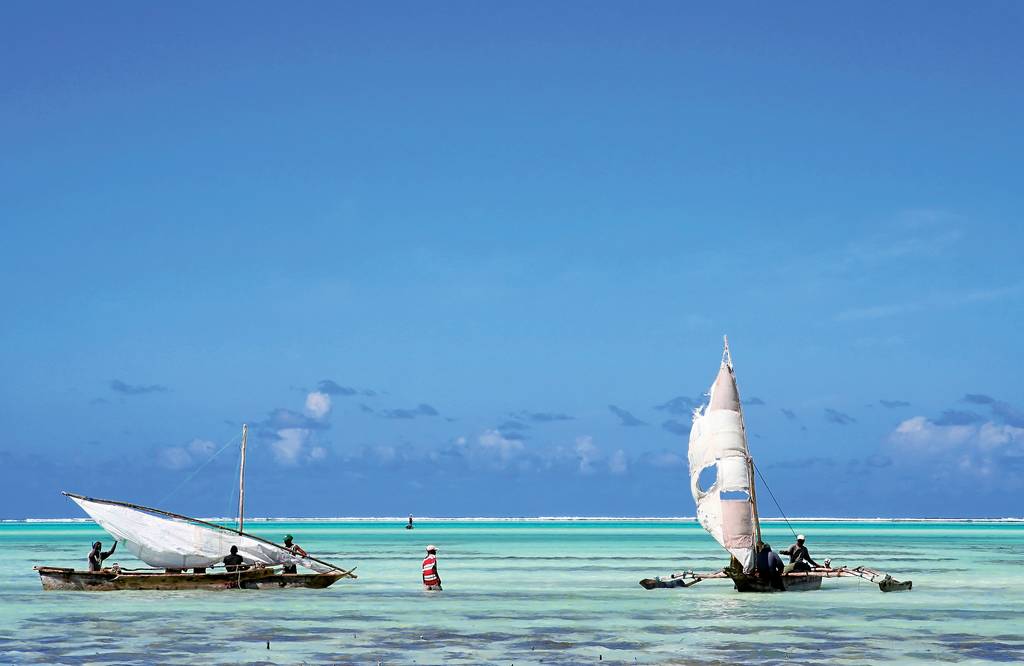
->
0;520;1022;664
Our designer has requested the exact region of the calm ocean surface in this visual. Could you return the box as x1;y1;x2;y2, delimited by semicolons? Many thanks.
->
1;519;1022;665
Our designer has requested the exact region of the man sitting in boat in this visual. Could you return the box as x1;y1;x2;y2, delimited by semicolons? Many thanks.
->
780;534;822;572
281;534;308;574
88;540;117;572
223;545;247;572
755;541;785;590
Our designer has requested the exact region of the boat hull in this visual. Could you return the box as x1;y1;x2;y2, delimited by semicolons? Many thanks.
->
36;567;279;591
251;572;346;589
726;569;823;592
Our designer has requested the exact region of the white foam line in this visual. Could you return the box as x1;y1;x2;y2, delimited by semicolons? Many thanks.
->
6;516;1024;523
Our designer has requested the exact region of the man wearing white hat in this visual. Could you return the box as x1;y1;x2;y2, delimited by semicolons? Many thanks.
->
422;545;442;590
780;534;822;573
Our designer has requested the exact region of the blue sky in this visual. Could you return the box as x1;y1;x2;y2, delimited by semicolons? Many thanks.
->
2;2;1022;518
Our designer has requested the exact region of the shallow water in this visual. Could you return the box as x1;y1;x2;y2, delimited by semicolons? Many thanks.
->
1;520;1022;664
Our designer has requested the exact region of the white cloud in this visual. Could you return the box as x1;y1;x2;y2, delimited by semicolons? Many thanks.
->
309;446;327;461
158;447;192;470
305;391;332;420
158;438;218;470
977;422;1024;450
272;428;309;465
188;438;216;457
889;416;1024;483
575;435;598;474
608;449;628;475
478;429;524;462
651;451;685;468
890;416;975;451
835;282;1024;322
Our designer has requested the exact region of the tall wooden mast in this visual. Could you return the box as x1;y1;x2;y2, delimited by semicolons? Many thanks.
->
237;424;248;534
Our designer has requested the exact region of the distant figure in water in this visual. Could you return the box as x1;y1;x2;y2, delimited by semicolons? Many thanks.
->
223;545;246;572
756;541;785;590
282;534;308;574
780;534;822;572
422;545;442;590
88;540;117;572
407;514;414;530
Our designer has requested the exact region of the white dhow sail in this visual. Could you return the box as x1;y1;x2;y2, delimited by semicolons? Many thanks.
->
688;337;759;573
67;493;335;573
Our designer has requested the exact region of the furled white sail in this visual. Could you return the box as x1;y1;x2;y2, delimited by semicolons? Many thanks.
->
68;495;333;573
688;338;758;573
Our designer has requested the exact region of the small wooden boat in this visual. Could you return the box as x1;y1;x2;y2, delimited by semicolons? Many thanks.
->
641;564;911;592
640;568;821;592
35;566;276;591
35;566;351;591
36;425;357;592
639;338;912;594
725;568;822;592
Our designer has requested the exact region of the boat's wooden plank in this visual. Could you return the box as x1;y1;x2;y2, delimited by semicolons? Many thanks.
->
35;566;349;591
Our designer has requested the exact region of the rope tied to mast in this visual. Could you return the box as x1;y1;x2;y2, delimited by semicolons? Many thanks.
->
752;461;799;540
158;433;241;507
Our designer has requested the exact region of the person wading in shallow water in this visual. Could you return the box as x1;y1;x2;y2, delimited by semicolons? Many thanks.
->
282;534;308;574
422;545;442;590
88;540;117;572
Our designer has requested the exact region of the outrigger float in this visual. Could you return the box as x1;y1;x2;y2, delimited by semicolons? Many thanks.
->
36;425;356;592
640;338;911;594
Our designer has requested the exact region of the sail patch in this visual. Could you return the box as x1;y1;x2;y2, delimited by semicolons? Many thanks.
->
721;500;754;550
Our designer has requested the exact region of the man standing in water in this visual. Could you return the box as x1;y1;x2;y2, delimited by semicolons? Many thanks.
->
780;534;822;572
422;545;442;590
88;540;117;572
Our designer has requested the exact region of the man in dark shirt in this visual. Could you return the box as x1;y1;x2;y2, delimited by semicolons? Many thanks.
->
281;534;307;574
88;540;117;572
779;534;821;572
223;545;246;572
756;541;785;590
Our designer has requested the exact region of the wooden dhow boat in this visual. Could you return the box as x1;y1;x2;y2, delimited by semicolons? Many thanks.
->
640;337;911;594
36;425;356;591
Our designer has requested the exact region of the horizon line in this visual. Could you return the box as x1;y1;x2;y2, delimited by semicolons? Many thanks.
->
6;515;1024;523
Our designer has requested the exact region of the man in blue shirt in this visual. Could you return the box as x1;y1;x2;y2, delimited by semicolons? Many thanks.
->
756;541;785;590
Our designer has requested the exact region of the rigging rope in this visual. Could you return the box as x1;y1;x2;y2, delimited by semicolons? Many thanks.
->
158;434;241;507
226;443;242;522
752;461;798;539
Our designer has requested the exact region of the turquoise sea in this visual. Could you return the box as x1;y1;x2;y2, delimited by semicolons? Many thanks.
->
1;519;1022;665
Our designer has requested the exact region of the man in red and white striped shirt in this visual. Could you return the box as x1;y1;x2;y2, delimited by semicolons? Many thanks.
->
422;545;442;590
